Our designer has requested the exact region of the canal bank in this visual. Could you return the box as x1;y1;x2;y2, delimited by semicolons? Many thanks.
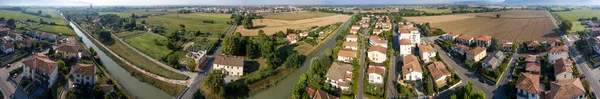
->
248;13;356;99
69;22;173;99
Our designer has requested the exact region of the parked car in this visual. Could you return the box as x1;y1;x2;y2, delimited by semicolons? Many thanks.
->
6;64;11;68
12;73;17;78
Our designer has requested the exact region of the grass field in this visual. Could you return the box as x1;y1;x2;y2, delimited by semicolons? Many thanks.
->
236;14;351;36
553;9;600;32
0;10;67;25
262;12;337;21
141;13;231;34
115;31;147;38
25;8;63;19
123;33;172;59
99;12;134;18
407;10;559;42
0;9;77;35
36;25;76;35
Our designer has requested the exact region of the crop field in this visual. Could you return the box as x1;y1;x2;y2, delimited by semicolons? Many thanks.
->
553;9;600;32
406;10;559;42
36;25;76;35
25;8;63;19
141;13;231;34
235;14;351;36
123;33;172;59
99;12;135;18
0;10;67;25
262;12;337;21
0;9;77;35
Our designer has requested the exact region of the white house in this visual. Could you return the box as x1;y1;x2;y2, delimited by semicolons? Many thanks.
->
418;44;436;62
467;47;487;62
325;62;353;90
369;36;388;48
368;64;386;84
399;39;413;56
1;43;14;54
427;62;451;88
554;58;574;81
287;34;298;44
343;42;359;51
212;55;245;76
368;45;387;63
547;45;569;64
372;29;383;35
456;34;474;45
516;73;541;99
346;35;358;42
398;28;420;45
475;35;492;47
337;50;357;62
299;32;309;37
70;64;96;85
441;33;460;41
22;54;58;88
402;55;423;81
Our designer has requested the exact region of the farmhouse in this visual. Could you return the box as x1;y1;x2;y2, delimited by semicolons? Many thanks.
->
482;51;505;70
337;50;357;63
547;45;569;64
402;55;423;81
346;35;358;42
287;34;298;44
547;78;586;99
516;73;541;99
325;62;353;90
70;63;96;85
418;44;436;62
398;28;421;45
367;64;386;84
456;34;474;45
451;44;470;55
441;33;460;41
369;36;388;48
55;44;80;59
22;54;58;88
427;62;451;88
475;35;492;47
343;42;359;51
367;45;387;63
213;55;244;76
554;58;574;81
467;47;487;62
526;40;541;51
399;39;413;56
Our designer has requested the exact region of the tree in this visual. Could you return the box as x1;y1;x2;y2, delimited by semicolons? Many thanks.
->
246;39;257;58
496;14;501;18
6;19;15;29
559;20;573;33
47;47;55;55
57;60;68;75
201;70;225;97
221;36;239;55
141;20;146;24
0;17;5;21
37;10;42;15
98;30;112;41
179;24;186;31
242;16;253;29
283;53;300;68
592;17;598;21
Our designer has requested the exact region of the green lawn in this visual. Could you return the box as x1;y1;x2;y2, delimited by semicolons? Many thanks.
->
0;10;67;25
25;8;63;19
0;9;76;35
36;25;76;35
115;30;147;38
262;12;337;21
140;13;231;34
571;22;586;32
553;10;600;21
123;33;172;59
99;12;135;18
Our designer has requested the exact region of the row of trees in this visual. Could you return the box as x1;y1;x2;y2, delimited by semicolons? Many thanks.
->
292;51;336;99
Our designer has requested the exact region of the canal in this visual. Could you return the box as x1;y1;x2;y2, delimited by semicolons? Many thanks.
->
69;22;173;99
249;14;356;99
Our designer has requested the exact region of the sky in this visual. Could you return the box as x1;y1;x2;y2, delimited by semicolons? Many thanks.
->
0;0;597;6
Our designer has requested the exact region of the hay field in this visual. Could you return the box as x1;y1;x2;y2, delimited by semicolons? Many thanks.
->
404;14;478;23
262;12;337;21
141;13;231;34
406;10;559;42
236;14;351;36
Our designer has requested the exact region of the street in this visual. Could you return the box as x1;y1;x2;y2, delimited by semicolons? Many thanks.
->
356;25;370;99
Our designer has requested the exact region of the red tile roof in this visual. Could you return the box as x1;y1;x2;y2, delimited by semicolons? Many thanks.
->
214;55;244;67
476;36;492;42
548;45;569;53
370;36;388;44
547;78;586;99
55;44;79;53
368;45;387;54
427;62;451;81
516;73;542;94
22;54;58;74
554;58;573;74
368;65;386;75
402;55;422;75
399;38;411;45
337;50;356;57
71;64;96;77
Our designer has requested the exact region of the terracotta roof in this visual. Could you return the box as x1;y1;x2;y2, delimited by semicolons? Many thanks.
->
313;90;339;99
350;28;359;32
525;55;538;63
476;36;492;42
21;38;34;46
592;28;600;31
399;38;411;45
527;40;541;47
2;43;13;48
71;64;96;77
55;44;79;53
457;34;474;41
337;50;356;57
547;78;586;99
402;55;422;75
326;62;353;81
445;33;459;37
516;73;542;94
288;34;298;41
301;32;308;36
467;47;486;56
427;62;451;81
370;36;387;44
368;45;387;54
554;58;573;74
342;42;358;47
418;44;434;53
368;65;386;75
0;28;9;32
525;62;541;72
399;28;418;34
346;35;358;39
548;45;569;53
22;54;58;74
306;87;317;98
453;44;470;53
547;38;562;44
214;55;244;67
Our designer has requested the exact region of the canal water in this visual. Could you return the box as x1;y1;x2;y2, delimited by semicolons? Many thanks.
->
249;14;355;99
69;22;173;99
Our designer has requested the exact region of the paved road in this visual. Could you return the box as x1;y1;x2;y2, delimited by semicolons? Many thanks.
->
0;61;27;99
356;26;370;99
386;51;397;99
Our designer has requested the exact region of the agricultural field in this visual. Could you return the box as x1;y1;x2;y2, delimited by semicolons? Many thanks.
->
0;9;78;35
406;10;559;42
553;9;600;32
25;8;63;18
99;12;135;18
140;13;231;35
0;10;67;25
262;12;337;21
235;14;351;36
99;9;177;17
123;33;173;60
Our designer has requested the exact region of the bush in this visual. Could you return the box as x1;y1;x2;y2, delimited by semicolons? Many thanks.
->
9;66;23;76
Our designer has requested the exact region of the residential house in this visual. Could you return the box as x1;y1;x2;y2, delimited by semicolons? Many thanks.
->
1;43;14;54
337;50;357;62
500;41;514;51
467;47;487;62
441;33;460;41
343;42;359;51
418;44;436;62
554;58;574;81
306;87;339;99
300;32;309;37
482;51;505;70
402;55;423;81
382;22;392;31
351;25;361;30
456;34;474;45
369;36;388;48
398;28;420;45
361;22;369;28
20;38;34;48
70;64;96;85
213;55;244;76
526;41;541;51
0;28;9;36
346;35;358;42
186;50;207;72
31;30;57;40
22;54;59;88
547;45;569;64
367;64;386;84
368;45;387;63
350;28;359;34
451;44;470;55
476;36;492;47
588;37;600;54
325;62;353;90
547;78;586;99
590;28;600;36
428;62;451;88
5;33;22;42
55;44;80;59
399;39;413;56
63;36;78;45
526;62;541;74
525;55;539;63
372;29;382;35
546;38;562;47
287;34;298;44
516;73;541;99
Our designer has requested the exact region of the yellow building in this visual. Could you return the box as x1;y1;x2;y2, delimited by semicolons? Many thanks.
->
55;44;79;59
